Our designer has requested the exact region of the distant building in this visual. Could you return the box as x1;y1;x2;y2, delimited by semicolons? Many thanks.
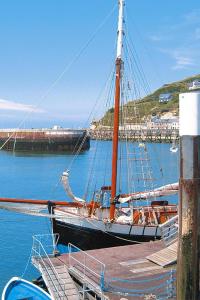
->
159;93;173;103
148;116;179;130
188;80;200;90
119;124;146;130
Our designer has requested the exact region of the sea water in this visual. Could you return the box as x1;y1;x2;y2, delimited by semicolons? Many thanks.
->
0;141;179;292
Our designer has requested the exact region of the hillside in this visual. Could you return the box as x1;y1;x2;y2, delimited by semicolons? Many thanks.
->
101;74;200;125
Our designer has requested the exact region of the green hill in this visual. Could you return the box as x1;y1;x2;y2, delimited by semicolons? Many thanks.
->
101;74;200;125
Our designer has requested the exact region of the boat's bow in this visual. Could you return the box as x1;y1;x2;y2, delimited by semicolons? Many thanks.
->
2;277;51;300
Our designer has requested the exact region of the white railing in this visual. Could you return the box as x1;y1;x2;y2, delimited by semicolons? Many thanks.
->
68;243;176;299
159;215;178;246
32;234;68;300
32;234;59;257
68;243;106;291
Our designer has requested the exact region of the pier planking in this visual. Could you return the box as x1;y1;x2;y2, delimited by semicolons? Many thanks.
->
33;241;176;300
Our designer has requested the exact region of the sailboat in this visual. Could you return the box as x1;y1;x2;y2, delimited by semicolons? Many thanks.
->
0;0;178;251
48;0;178;250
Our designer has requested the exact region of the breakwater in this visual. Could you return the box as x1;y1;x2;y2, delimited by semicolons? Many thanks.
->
90;128;179;143
0;128;90;152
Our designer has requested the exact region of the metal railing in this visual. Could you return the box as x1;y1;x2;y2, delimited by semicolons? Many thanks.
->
159;215;178;246
32;234;69;300
104;269;176;299
32;235;177;299
68;242;177;299
105;270;176;300
68;243;106;291
32;234;59;256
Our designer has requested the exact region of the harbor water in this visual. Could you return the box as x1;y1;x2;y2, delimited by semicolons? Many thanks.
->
0;140;179;292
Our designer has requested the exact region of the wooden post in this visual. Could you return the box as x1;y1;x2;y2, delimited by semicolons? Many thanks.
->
177;91;200;300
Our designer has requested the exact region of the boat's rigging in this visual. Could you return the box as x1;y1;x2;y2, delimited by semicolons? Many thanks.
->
124;26;176;185
57;0;178;215
66;63;116;176
124;33;151;95
124;2;164;88
84;143;98;200
122;13;167;184
118;45;156;205
64;0;164;208
122;48;165;183
67;65;117;201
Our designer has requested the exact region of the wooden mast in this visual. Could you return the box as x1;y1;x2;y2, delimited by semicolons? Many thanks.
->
110;0;125;220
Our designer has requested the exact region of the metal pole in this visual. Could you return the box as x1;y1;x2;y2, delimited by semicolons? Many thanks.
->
177;91;200;300
116;0;125;60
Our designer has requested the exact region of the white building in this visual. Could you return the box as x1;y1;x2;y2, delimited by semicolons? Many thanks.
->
188;80;200;90
147;116;179;130
159;93;173;103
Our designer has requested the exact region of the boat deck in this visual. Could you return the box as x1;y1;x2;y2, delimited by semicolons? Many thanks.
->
33;241;176;300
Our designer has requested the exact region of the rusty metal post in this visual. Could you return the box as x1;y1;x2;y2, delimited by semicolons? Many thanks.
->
177;91;200;300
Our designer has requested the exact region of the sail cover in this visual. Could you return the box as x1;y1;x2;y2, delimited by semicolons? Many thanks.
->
0;203;71;218
119;182;179;203
0;202;50;217
61;171;85;203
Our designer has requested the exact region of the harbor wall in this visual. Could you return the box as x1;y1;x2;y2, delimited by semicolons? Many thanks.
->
90;128;179;143
0;129;90;152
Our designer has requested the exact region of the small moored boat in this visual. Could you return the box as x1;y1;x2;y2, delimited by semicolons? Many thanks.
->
2;277;51;300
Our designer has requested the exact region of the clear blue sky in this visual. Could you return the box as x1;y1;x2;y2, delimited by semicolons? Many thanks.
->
0;0;199;128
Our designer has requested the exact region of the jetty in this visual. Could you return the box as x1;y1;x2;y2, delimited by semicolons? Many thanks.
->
31;214;178;300
0;127;90;152
90;129;179;143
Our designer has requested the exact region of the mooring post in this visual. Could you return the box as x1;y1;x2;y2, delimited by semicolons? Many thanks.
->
177;91;200;300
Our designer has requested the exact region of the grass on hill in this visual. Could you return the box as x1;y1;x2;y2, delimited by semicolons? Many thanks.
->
100;74;200;126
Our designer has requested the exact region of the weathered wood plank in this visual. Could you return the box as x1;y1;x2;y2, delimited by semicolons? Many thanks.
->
146;241;177;266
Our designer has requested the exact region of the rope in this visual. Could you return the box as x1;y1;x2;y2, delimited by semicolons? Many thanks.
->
21;248;33;278
125;5;165;86
82;214;143;244
0;3;117;151
121;35;157;212
66;62;115;174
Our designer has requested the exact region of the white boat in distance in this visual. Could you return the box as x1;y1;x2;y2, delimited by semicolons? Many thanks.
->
170;138;178;153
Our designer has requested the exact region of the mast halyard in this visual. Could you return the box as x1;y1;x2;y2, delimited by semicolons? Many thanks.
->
110;0;125;220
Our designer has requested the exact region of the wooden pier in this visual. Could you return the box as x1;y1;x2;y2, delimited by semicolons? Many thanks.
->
32;236;177;300
90;129;179;143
